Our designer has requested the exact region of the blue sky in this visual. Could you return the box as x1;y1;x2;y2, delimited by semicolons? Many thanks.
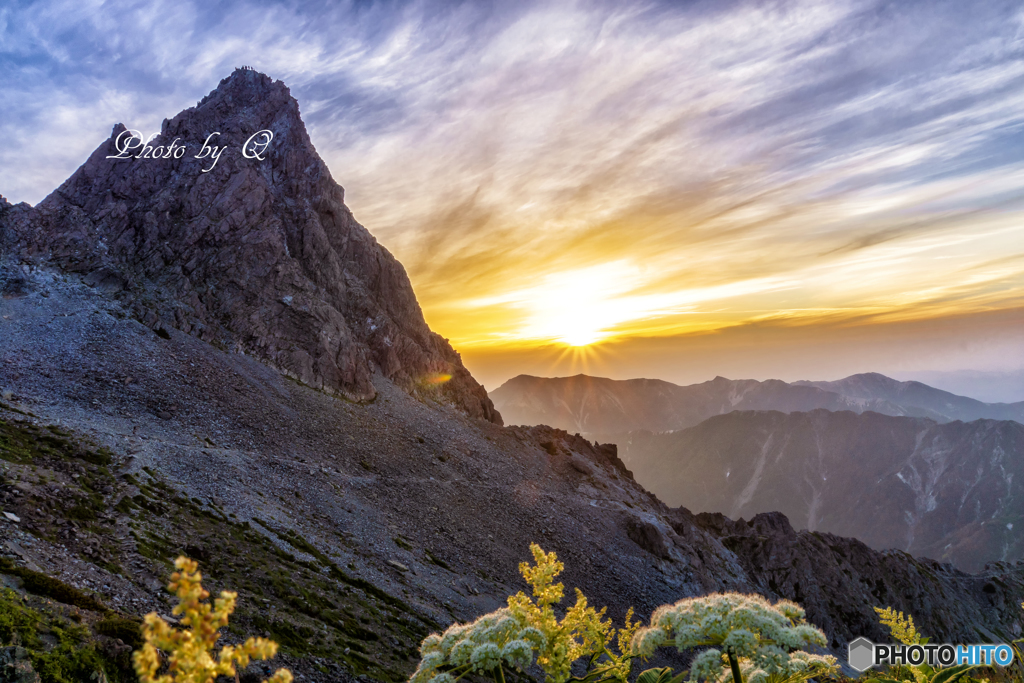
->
3;0;1024;388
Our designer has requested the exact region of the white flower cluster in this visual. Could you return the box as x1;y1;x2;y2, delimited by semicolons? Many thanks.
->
411;608;543;683
708;651;836;683
630;593;836;683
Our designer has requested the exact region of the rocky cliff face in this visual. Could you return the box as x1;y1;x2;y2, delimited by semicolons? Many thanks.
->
614;409;1024;572
0;68;499;423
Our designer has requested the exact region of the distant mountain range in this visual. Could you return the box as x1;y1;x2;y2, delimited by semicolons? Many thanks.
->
897;369;1024;404
489;372;1024;433
608;410;1024;573
794;374;1024;422
490;372;1024;571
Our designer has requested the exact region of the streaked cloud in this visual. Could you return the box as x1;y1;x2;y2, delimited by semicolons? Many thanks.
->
2;0;1024;382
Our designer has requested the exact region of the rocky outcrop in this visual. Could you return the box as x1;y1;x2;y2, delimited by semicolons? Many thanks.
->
624;517;673;559
0;196;26;254
512;424;632;477
0;69;499;422
0;647;40;683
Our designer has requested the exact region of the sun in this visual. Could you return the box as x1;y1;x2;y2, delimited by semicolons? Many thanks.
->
464;260;679;348
547;335;614;378
560;330;603;347
516;261;643;347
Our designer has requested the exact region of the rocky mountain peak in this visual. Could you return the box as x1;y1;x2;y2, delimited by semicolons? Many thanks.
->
205;66;290;103
1;69;501;423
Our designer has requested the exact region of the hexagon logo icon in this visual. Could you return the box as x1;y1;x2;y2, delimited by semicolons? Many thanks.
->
848;637;875;672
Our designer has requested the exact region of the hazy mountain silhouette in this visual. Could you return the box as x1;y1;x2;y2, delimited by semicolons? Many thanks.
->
490;372;1024;433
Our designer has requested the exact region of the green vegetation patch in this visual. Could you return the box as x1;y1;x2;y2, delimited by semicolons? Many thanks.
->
0;419;111;466
424;549;451;571
0;414;121;560
0;587;135;683
0;558;107;613
94;614;144;650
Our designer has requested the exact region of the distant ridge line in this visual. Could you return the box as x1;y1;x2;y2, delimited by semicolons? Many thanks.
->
489;371;1024;433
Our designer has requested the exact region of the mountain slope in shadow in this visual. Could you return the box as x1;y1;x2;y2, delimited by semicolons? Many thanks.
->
609;409;1024;573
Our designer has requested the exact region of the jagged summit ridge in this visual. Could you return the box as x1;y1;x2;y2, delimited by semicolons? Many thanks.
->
0;69;500;422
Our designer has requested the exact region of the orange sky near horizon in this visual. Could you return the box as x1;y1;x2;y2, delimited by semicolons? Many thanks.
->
452;306;1024;392
344;147;1024;388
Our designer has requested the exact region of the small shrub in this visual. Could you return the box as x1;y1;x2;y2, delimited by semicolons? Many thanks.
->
80;447;113;466
871;606;979;683
874;607;921;645
0;558;107;612
67;501;100;521
411;543;637;683
424;550;450;571
133;556;293;683
95;614;144;649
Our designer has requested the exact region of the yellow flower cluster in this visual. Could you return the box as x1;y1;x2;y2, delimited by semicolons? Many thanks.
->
133;557;293;683
507;545;638;683
874;607;922;646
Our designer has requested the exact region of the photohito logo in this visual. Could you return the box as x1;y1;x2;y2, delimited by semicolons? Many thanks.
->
848;637;1015;672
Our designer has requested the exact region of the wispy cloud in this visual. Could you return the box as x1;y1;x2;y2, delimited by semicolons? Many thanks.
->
2;0;1024;372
